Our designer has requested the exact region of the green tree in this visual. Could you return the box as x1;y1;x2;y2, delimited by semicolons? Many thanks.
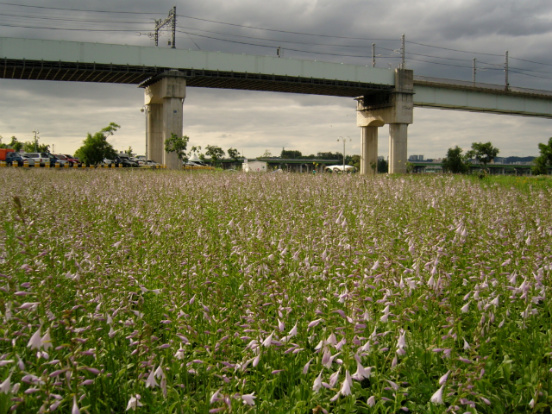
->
377;157;388;173
281;149;302;159
349;154;361;170
466;141;499;166
74;122;119;165
442;146;470;174
205;145;225;165
532;137;552;175
23;141;49;153
227;147;241;161
6;136;23;152
124;146;134;156
164;134;190;162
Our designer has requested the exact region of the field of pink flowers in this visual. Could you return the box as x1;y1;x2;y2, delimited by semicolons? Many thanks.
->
1;170;552;413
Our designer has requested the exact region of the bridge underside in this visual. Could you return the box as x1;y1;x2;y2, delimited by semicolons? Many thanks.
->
0;58;392;98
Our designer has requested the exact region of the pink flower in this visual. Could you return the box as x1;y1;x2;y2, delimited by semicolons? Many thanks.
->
210;388;221;404
72;396;80;414
307;318;323;329
302;358;313;374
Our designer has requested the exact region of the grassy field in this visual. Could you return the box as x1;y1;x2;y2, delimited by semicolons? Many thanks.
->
1;170;551;413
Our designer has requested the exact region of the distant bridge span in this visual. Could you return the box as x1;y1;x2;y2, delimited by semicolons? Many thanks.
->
1;37;551;171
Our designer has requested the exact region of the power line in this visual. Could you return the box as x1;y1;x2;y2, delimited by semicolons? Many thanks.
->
1;2;551;84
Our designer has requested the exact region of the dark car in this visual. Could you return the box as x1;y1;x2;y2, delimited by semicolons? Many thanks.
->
5;153;35;167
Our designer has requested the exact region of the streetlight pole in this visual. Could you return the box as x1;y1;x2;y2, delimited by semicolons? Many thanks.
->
32;130;39;152
337;136;351;172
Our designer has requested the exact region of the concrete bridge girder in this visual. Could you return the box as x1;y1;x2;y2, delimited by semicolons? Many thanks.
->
357;69;414;174
143;71;187;169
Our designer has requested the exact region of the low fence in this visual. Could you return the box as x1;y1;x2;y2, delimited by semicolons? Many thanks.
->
0;161;167;169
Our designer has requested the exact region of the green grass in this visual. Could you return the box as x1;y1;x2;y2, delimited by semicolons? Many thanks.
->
0;169;551;413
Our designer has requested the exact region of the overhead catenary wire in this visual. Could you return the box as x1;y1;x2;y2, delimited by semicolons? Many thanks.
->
0;2;551;86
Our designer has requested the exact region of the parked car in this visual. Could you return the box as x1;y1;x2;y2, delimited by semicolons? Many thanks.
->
25;152;50;167
54;154;71;166
145;160;160;167
64;154;80;166
118;154;139;167
5;153;35;167
47;153;65;167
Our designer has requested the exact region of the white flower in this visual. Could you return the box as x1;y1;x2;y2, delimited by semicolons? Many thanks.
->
27;326;42;350
126;394;143;411
0;375;11;394
438;370;450;386
174;347;185;360
41;329;53;350
241;393;256;406
351;359;371;381
262;332;274;348
367;396;376;407
145;369;158;388
313;371;323;392
430;385;444;405
288;322;298;337
340;370;352;396
397;329;406;350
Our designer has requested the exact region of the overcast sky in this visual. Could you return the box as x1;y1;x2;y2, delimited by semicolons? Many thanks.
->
1;0;551;160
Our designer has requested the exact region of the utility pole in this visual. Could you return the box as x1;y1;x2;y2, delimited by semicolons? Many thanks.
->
401;34;405;69
155;6;176;48
504;50;509;91
473;58;476;85
372;43;376;67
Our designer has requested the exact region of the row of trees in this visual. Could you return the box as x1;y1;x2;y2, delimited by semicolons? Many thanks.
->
442;139;552;175
442;142;500;173
0;136;50;153
164;133;243;166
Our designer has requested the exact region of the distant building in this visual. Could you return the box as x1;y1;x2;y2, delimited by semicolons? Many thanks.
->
243;160;267;172
408;155;424;161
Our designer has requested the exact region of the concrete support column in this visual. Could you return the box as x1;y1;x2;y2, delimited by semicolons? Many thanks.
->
389;123;408;174
146;103;163;164
360;126;378;175
162;97;184;169
356;69;413;174
143;70;186;169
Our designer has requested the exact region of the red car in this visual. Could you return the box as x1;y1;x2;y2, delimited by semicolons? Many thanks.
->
63;154;80;166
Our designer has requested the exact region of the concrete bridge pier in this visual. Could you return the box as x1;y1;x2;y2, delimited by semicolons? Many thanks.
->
357;69;413;174
143;70;187;169
389;123;408;174
360;125;380;175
